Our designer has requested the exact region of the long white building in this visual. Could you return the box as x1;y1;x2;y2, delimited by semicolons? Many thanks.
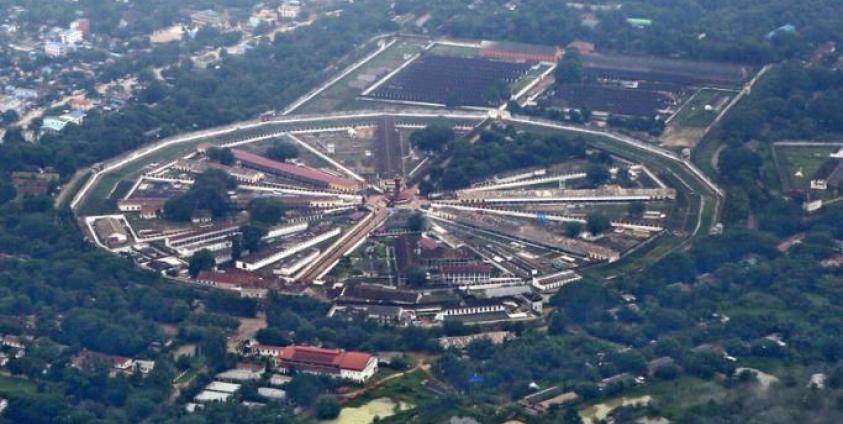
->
236;228;341;271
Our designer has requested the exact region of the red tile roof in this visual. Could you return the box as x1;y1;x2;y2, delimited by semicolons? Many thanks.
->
232;149;357;190
196;270;265;287
336;351;373;371
419;236;440;251
567;40;596;55
278;345;373;372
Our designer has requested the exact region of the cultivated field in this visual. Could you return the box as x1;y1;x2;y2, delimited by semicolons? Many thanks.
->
553;83;674;118
583;53;750;87
367;55;531;107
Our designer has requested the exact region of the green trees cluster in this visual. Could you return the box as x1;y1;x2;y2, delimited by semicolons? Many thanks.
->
431;127;588;190
164;169;237;221
248;198;286;226
207;147;235;166
188;249;216;277
410;125;456;153
265;141;299;162
555;51;584;84
417;0;843;65
716;63;843;144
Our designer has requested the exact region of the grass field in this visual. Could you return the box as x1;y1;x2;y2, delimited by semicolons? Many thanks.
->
511;63;553;96
0;374;36;396
428;44;480;58
671;89;734;129
351;369;434;407
297;38;429;114
774;145;838;191
623;376;729;419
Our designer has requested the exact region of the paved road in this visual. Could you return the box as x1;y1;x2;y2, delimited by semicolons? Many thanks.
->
54;169;88;208
296;205;389;283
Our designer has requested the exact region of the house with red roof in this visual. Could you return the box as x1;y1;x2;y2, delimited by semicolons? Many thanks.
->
70;350;136;376
275;345;378;383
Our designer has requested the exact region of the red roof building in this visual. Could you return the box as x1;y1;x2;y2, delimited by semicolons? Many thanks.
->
195;270;270;298
275;345;378;383
566;40;596;56
480;40;563;63
231;149;359;193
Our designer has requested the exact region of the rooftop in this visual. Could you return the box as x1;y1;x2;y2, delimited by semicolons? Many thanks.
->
480;40;559;57
340;282;422;305
279;345;374;371
195;270;266;287
232;149;357;189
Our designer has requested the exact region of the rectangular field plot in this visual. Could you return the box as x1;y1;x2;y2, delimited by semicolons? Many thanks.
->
427;43;480;58
671;88;736;128
583;53;750;87
297;38;428;113
554;83;675;118
366;55;532;107
775;144;840;191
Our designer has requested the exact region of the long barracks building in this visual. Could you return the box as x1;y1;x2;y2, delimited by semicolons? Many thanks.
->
230;149;360;193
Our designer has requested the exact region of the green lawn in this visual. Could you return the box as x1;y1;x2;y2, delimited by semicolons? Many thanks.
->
428;44;480;58
0;374;37;396
775;145;838;191
352;369;434;407
512;63;553;96
672;89;736;129
297;38;428;114
623;376;728;419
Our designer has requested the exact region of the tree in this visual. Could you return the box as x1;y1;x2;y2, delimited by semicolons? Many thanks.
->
555;51;583;84
627;201;646;219
407;212;427;232
410;125;455;152
0;182;16;205
406;268;427;287
586;213;611;234
564;221;582;238
484;80;511;105
199;329;228;371
551;279;614;324
207;147;235;166
314;395;341;420
2;110;19;125
164;169;236;221
266;141;299;162
188;249;215;277
653;363;681;380
249;198;286;226
241;224;267;253
163;193;196;222
586;163;610;185
230;234;243;260
3;127;25;144
287;374;324;407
